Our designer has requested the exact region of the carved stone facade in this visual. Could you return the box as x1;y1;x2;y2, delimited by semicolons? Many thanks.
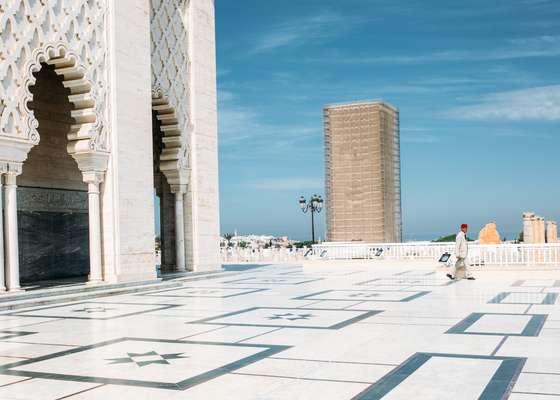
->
17;187;87;213
0;0;110;152
0;0;220;291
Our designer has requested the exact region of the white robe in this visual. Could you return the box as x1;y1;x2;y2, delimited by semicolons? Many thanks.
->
455;231;468;259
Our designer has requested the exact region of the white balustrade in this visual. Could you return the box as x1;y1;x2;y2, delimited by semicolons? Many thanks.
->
220;247;310;264
309;242;560;266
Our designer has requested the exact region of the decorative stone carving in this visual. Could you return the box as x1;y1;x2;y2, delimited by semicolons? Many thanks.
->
17;187;87;213
152;89;190;186
478;222;502;244
0;0;110;153
150;0;192;186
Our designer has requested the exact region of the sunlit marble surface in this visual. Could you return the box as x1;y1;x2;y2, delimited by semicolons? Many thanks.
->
0;263;559;399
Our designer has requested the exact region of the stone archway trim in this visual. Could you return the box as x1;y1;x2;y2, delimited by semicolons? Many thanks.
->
21;42;106;154
152;88;189;272
151;88;189;187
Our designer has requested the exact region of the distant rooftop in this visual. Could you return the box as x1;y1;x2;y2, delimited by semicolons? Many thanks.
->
323;99;398;112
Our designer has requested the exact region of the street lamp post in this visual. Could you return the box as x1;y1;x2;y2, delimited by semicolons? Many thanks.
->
299;194;323;243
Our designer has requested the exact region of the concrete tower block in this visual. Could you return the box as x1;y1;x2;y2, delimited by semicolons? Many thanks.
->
546;221;558;243
523;212;535;243
534;216;546;244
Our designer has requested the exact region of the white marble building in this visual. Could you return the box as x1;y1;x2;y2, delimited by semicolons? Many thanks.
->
0;0;220;291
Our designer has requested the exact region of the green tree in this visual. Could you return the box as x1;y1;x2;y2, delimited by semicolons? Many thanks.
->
293;240;315;248
223;233;234;247
433;234;474;242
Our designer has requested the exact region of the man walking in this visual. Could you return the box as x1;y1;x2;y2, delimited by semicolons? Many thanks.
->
447;224;475;280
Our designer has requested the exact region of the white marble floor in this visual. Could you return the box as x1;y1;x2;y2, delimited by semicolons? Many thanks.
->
0;263;559;399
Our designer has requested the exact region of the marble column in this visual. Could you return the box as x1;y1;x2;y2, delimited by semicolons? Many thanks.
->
546;221;558;243
171;185;186;272
83;171;105;284
4;164;22;291
536;217;546;243
522;212;534;244
0;171;5;292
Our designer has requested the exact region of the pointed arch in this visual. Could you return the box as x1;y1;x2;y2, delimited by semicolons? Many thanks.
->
151;87;189;186
21;42;106;153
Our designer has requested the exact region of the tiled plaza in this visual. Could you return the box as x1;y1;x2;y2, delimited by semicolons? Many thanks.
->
0;263;559;399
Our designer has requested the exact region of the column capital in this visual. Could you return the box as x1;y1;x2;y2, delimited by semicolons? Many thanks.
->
0;162;22;177
72;152;109;176
170;184;187;195
82;171;105;185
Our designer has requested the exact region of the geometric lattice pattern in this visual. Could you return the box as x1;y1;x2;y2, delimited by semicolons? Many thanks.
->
0;0;109;151
150;0;192;176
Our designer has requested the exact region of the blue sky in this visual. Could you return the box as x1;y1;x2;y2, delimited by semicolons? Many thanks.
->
215;0;560;241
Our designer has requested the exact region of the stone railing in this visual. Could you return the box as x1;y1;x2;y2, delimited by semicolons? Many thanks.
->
220;247;311;264
311;242;560;266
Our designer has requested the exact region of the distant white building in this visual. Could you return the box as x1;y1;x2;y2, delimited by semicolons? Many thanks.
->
221;234;296;250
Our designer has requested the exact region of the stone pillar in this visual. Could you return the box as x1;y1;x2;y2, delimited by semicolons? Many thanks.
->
0;170;5;293
83;171;105;284
546;221;557;243
4;164;22;291
171;185;186;272
536;217;546;243
522;212;535;243
184;0;221;272
160;179;176;271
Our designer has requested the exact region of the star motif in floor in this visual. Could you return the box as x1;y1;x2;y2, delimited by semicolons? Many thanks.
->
72;306;115;313
186;290;219;295
106;351;188;367
267;313;315;321
349;292;380;298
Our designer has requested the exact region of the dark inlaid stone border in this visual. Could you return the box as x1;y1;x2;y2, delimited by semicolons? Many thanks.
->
0;337;290;391
187;307;382;330
488;292;559;305
7;302;180;320
352;352;526;400
0;330;36;340
446;312;548;337
292;289;430;303
222;277;323;285
136;287;268;298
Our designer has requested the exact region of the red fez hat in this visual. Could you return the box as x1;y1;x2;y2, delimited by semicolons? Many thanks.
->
461;224;468;229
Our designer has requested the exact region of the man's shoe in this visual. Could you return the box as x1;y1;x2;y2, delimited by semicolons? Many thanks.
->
446;274;455;280
467;276;476;280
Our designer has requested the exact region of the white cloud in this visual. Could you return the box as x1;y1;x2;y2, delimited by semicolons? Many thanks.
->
247;178;323;191
446;85;560;121
251;11;363;54
401;133;440;144
217;88;321;158
309;35;560;65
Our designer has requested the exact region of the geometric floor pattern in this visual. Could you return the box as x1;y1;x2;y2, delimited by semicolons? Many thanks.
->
0;262;559;399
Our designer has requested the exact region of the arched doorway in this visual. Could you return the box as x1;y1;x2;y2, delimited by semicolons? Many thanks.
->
152;108;176;272
18;62;90;283
151;91;188;273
